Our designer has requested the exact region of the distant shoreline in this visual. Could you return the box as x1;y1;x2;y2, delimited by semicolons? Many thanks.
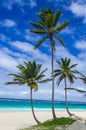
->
0;97;86;103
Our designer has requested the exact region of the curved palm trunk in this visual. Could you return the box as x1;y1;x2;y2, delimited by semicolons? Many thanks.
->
30;88;40;124
51;47;57;120
64;78;72;116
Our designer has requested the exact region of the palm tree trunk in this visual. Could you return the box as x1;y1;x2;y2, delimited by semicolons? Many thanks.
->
51;47;57;120
64;78;72;116
30;88;40;124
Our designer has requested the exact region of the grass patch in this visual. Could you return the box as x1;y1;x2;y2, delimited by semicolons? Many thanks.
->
21;117;76;130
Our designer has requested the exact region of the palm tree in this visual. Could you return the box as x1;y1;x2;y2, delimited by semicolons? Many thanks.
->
30;8;70;120
54;58;78;116
5;61;47;124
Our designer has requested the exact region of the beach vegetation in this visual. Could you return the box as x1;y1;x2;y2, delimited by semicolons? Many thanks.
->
21;117;75;130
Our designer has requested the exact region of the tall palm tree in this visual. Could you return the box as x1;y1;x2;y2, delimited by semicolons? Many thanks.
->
54;58;78;116
30;8;70;120
5;61;47;124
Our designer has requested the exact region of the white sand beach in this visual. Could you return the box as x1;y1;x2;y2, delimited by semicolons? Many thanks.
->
0;110;86;130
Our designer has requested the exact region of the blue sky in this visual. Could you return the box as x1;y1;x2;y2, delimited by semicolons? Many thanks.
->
0;0;86;102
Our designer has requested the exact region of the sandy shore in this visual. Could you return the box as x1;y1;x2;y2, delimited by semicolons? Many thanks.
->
0;110;86;130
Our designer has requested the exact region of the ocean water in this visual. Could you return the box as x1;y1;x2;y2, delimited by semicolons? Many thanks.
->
0;98;86;111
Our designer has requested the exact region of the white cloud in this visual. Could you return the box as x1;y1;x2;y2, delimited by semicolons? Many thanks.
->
0;19;16;28
10;40;86;76
0;33;10;42
0;48;18;71
11;41;34;52
10;40;50;64
0;46;33;72
0;39;86;101
55;45;86;73
1;0;37;10
60;27;75;34
24;29;41;42
29;0;37;8
69;2;86;23
21;91;29;95
75;40;86;50
78;52;86;60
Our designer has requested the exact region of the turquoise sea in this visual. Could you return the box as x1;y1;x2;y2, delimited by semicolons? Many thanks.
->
0;98;86;111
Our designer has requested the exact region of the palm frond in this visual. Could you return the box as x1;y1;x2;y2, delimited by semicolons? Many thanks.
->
67;58;71;66
34;36;48;49
57;75;64;86
69;64;78;69
38;9;46;22
35;68;47;80
53;10;62;27
35;68;47;81
37;78;52;83
60;58;65;67
56;37;65;47
56;60;63;69
80;77;86;84
75;70;85;78
40;68;48;74
71;74;77;79
34;64;42;77
56;20;70;32
65;87;86;93
5;81;22;85
64;57;67;63
37;20;47;29
17;65;26;73
53;69;62;73
46;13;54;28
56;60;61;66
70;70;78;74
29;22;45;29
54;72;63;78
30;30;46;34
8;73;24;79
67;73;74;83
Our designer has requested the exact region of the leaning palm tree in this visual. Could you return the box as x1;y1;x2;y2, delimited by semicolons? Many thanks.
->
30;8;70;120
54;58;78;116
5;61;47;124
